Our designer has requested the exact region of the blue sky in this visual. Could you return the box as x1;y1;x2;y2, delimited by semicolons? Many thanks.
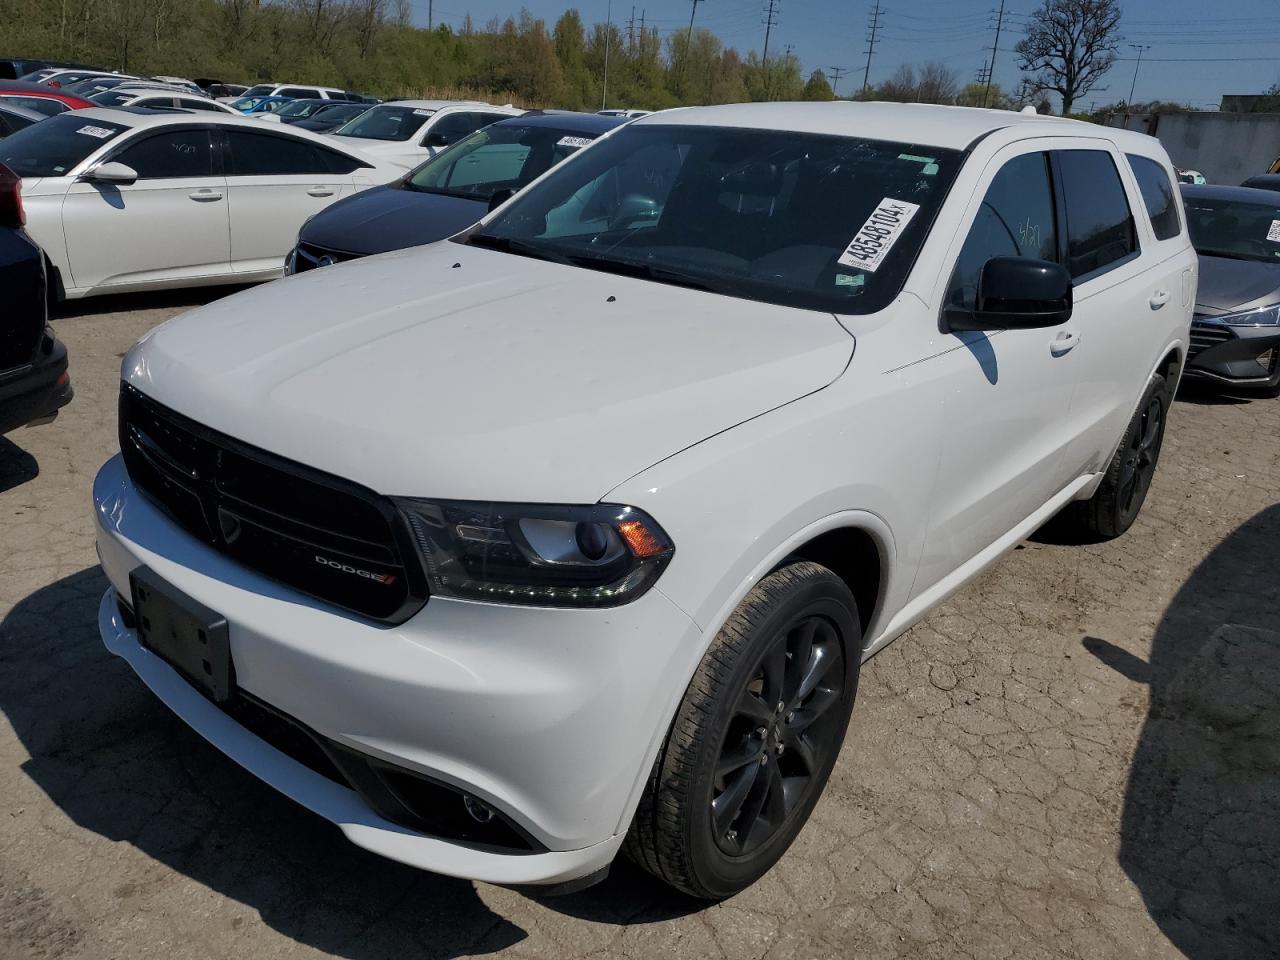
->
409;0;1280;109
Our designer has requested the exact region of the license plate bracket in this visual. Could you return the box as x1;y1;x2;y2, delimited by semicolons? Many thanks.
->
130;567;234;703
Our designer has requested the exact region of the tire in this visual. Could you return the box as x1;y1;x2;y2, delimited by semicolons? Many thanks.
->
1065;373;1170;540
624;560;861;899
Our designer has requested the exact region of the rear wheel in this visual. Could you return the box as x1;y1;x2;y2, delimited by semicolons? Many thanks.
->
1065;373;1169;540
625;561;861;898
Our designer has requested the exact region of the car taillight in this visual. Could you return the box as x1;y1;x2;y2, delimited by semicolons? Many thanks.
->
0;163;24;229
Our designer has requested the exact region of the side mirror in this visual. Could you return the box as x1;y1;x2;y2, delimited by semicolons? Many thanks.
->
424;132;450;148
487;187;514;212
84;161;138;186
609;193;659;229
945;256;1072;332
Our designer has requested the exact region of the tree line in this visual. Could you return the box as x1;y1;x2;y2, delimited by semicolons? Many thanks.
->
1;0;1138;115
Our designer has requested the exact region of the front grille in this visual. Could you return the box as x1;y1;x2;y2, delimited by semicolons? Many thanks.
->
118;384;428;623
292;241;365;274
1188;321;1235;361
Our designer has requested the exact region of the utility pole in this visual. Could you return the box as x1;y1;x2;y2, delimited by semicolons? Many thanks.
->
680;0;704;83
983;0;1005;108
602;0;613;110
829;64;848;96
627;6;635;54
427;0;432;29
861;0;882;96
761;0;779;67
1127;43;1151;104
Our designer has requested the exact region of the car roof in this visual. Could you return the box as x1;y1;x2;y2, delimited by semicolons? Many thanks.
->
114;87;207;98
69;106;323;131
377;99;491;110
497;111;627;135
0;79;92;99
1181;182;1280;203
631;101;1146;151
1242;174;1280;187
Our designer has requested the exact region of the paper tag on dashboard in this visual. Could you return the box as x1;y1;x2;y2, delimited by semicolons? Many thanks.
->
76;125;115;139
557;135;593;149
838;198;921;272
1268;220;1280;243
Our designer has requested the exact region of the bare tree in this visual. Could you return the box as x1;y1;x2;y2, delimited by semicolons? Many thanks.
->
916;61;958;103
1016;0;1121;114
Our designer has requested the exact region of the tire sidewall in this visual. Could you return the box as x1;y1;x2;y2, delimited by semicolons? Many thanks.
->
684;572;861;899
1113;374;1170;532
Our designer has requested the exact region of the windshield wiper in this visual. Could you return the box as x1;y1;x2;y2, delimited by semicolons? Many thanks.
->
562;254;726;294
464;233;577;266
403;183;482;201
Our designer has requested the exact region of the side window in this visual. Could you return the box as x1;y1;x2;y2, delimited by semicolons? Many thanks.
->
426;112;483;147
179;98;222;113
1126;154;1181;241
946;152;1058;311
224;129;329;175
112;129;214;179
318;147;367;175
1054;150;1138;280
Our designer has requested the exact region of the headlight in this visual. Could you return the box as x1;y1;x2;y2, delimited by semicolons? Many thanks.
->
395;499;674;607
1198;304;1280;327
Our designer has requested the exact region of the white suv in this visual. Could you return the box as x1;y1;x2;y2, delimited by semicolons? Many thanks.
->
93;103;1194;898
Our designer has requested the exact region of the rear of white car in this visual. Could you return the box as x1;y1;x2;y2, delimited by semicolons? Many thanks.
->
92;103;1194;897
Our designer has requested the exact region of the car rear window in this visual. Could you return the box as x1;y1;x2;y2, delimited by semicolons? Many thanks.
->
1127;154;1181;241
1055;150;1139;280
0;112;130;177
0;95;67;117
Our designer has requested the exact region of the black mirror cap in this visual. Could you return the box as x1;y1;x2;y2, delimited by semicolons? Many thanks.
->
487;188;514;212
425;132;450;148
945;256;1073;332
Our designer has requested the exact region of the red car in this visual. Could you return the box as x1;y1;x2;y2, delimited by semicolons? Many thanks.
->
0;80;92;117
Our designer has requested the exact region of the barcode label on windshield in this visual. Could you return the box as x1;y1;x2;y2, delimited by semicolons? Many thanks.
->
76;125;116;139
1268;220;1280;243
838;198;921;273
557;136;593;149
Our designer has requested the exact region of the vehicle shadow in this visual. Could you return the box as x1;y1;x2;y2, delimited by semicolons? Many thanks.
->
0;436;39;493
51;285;256;320
1174;381;1254;406
1088;503;1280;958
0;567;700;958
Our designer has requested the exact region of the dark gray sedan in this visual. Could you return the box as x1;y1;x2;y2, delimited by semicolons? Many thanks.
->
1180;184;1280;396
287;112;626;273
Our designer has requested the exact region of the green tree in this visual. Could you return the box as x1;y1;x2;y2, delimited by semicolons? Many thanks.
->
802;68;834;101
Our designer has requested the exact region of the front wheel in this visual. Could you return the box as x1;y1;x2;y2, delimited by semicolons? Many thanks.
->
1065;373;1170;540
625;561;861;899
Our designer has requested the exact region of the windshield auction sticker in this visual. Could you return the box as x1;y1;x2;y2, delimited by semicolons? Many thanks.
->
556;135;593;149
838;198;921;272
1268;220;1280;242
76;125;116;139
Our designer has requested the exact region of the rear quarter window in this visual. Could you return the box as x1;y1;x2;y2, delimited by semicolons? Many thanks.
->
1054;149;1139;280
1126;154;1181;241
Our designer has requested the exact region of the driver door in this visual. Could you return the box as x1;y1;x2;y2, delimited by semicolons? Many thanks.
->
61;127;229;291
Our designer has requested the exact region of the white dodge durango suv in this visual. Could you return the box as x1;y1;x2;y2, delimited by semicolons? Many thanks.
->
93;103;1195;898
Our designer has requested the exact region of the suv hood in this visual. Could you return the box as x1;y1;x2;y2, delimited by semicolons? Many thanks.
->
124;243;854;503
1195;254;1280;315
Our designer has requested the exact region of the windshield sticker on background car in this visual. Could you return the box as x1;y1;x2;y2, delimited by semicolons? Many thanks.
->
837;198;921;273
897;153;940;175
76;125;116;139
557;136;594;149
1268;220;1280;243
413;109;433;117
834;273;866;288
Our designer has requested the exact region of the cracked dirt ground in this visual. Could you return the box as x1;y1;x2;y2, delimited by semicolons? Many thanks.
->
2;291;1277;960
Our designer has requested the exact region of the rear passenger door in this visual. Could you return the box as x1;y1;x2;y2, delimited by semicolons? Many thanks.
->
1050;145;1165;478
220;128;365;274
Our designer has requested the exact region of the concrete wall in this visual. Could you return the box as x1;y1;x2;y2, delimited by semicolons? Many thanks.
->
1102;111;1280;185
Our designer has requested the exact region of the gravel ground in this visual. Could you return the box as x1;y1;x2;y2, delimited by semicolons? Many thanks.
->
1;290;1277;960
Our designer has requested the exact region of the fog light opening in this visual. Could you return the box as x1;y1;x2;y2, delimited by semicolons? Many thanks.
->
463;794;496;823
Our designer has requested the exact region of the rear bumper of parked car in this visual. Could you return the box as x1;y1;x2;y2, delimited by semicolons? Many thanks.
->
92;454;700;886
1184;319;1280;390
0;333;72;435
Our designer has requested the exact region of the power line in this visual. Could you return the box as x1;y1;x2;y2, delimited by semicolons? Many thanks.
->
828;64;848;95
862;0;883;95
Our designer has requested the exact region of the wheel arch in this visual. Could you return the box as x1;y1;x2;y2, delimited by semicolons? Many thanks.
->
779;525;885;643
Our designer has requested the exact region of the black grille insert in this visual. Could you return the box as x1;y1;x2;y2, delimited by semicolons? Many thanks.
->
292;241;365;274
1188;321;1234;360
118;384;428;623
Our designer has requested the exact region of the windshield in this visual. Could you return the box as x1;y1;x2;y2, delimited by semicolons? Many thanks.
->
335;104;432;141
67;77;126;96
314;103;363;121
1;96;66;117
230;96;265;110
0;112;129;177
468;124;961;313
406;124;601;202
243;84;274;98
1184;195;1280;264
90;90;136;107
278;100;325;119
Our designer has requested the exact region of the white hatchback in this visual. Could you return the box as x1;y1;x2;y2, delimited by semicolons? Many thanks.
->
1;107;402;298
328;100;524;169
92;102;1194;898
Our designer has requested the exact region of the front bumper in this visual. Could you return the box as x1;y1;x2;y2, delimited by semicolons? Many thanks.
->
1184;320;1280;389
93;454;700;885
0;333;72;435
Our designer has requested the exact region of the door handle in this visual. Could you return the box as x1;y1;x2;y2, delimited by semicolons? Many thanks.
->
307;187;335;197
1050;330;1080;356
188;189;223;202
1149;289;1170;308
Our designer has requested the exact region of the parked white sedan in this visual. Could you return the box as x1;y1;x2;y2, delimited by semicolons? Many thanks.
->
89;87;241;115
0;108;401;298
328;100;523;169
